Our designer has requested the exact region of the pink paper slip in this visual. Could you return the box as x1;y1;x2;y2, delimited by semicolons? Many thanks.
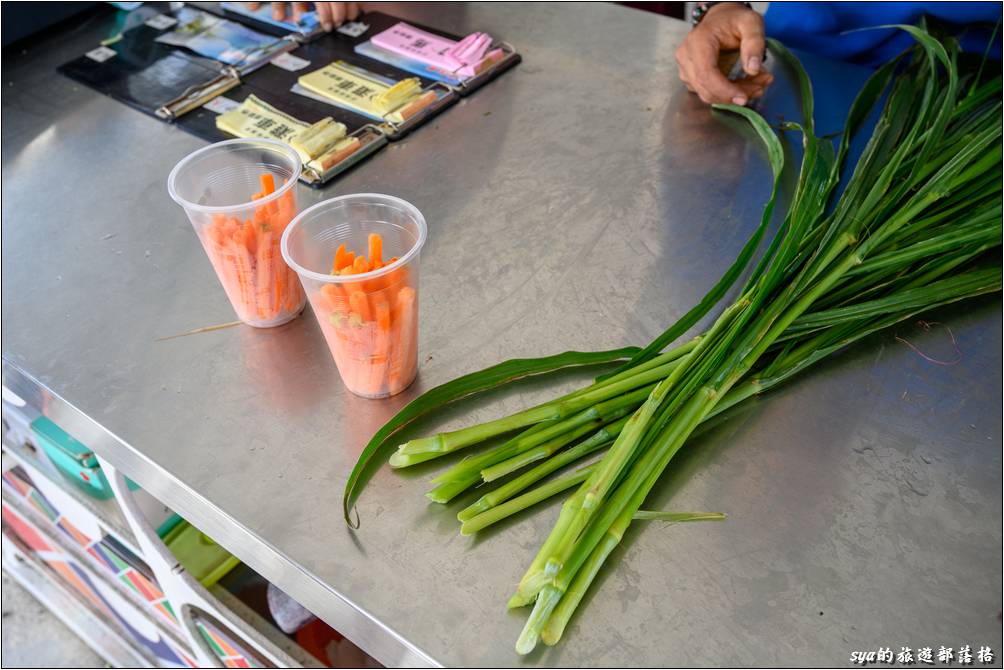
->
371;22;493;75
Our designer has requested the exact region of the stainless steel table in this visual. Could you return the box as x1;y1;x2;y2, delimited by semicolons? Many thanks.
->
3;3;1001;666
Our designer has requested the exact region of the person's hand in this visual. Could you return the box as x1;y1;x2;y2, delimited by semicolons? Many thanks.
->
675;3;773;106
247;2;362;31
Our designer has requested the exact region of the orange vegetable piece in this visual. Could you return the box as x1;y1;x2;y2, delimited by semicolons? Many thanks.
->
375;299;391;331
242;219;257;255
334;243;350;272
259;173;276;195
320;283;343;309
368;233;383;266
349;291;371;322
339;251;356;271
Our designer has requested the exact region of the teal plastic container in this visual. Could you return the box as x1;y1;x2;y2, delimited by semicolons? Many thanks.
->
29;417;138;500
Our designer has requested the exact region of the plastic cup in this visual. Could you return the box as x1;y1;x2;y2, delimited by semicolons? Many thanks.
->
168;138;306;328
281;194;427;398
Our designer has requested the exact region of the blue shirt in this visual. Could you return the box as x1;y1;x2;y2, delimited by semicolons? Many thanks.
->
764;2;1002;67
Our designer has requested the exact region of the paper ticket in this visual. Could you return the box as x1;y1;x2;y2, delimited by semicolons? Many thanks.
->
215;94;313;144
296;61;422;120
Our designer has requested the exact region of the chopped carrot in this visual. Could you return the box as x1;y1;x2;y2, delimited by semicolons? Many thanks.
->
338;251;356;271
242;219;257;255
367;299;392;393
389;286;417;394
259;173;276;195
256;229;273;318
349;290;371;322
368;233;383;266
334;244;349;272
313;287;336;314
317;239;419;396
253;205;269;227
376;300;391;331
197;172;303;325
320;283;343;310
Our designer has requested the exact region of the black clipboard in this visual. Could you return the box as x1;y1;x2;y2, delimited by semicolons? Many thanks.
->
58;6;520;187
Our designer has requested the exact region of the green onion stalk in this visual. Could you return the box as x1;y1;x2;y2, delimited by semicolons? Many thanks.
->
343;28;1002;654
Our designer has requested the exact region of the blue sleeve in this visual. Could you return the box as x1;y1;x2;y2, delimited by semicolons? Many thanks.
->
764;2;1003;68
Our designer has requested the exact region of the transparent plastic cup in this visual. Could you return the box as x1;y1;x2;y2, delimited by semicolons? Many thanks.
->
281;194;427;398
168;138;306;328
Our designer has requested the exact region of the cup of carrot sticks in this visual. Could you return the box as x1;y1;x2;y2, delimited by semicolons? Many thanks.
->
168;138;306;328
281;194;427;398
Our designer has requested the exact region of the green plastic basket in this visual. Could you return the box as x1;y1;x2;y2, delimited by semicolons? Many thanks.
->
157;514;240;587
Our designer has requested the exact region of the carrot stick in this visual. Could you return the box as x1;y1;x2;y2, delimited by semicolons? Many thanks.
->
313;288;336;314
368;233;383;266
334;244;349;273
352;255;370;274
351;255;374;293
383;265;409;294
254;204;269;227
320;283;343;311
349;291;372;322
390;286;417;393
285;267;303;312
226;238;255;319
376;299;391;331
257;230;274;318
369;299;392;394
207;224;225;246
242;219;257;255
259;173;276;195
338;251;356;271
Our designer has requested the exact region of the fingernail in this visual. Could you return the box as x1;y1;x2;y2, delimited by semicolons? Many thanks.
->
732;96;747;105
746;56;761;74
321;21;333;31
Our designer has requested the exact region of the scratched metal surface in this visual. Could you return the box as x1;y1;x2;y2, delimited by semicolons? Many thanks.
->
2;2;1001;666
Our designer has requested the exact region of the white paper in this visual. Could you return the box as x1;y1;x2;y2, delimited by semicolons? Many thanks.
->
203;96;241;114
270;52;311;72
144;14;179;30
85;46;117;63
337;21;369;38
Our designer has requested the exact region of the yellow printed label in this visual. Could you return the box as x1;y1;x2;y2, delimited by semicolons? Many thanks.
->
215;94;312;143
297;61;421;119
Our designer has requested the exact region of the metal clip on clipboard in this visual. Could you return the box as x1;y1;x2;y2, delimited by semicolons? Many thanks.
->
155;34;302;121
156;67;242;120
300;124;387;187
451;41;521;96
378;81;456;139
